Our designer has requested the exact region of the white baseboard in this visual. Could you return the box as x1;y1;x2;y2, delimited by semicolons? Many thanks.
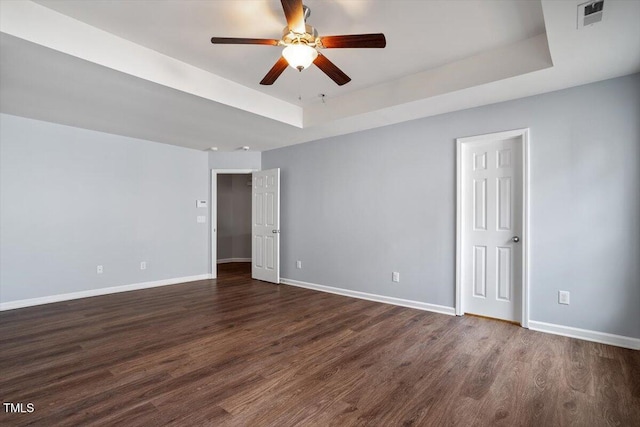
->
281;278;455;316
528;320;640;350
0;274;213;311
217;258;251;264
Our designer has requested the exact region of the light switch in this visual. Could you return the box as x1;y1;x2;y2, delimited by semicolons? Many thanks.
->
197;216;206;223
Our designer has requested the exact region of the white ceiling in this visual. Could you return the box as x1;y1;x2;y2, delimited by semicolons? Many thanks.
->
1;0;639;152
30;0;546;105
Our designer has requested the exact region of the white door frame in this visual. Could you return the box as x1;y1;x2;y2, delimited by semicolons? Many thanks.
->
210;169;258;279
455;128;530;327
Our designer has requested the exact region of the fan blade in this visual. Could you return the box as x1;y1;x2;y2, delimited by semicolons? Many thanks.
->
211;37;279;46
281;0;306;34
320;34;386;49
260;57;289;85
313;54;351;86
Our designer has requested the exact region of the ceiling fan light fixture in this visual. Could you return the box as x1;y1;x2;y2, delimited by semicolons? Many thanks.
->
282;43;318;71
211;0;386;86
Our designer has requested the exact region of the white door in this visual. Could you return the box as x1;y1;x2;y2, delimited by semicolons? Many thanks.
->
252;168;280;283
459;132;525;323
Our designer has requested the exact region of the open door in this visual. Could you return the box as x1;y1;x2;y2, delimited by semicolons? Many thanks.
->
252;168;280;283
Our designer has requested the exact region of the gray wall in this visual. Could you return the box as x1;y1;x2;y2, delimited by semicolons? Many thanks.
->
263;73;640;339
209;151;261;170
216;174;252;260
0;114;210;303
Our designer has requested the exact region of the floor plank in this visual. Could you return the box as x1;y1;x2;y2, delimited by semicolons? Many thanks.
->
1;263;638;426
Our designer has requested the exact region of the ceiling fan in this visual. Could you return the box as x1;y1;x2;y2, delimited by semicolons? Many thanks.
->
211;0;386;86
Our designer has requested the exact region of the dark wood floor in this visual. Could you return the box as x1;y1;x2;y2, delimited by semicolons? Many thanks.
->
1;263;638;426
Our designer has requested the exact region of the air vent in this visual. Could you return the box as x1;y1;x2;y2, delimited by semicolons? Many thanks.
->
578;0;604;29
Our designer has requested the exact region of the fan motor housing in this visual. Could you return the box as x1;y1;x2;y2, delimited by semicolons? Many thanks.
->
282;25;319;47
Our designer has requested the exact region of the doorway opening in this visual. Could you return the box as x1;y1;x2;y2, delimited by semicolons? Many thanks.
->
217;173;252;263
211;169;256;279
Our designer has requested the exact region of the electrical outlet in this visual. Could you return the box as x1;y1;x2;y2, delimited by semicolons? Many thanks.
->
97;265;103;274
392;272;400;283
296;260;302;269
558;291;570;305
140;261;147;270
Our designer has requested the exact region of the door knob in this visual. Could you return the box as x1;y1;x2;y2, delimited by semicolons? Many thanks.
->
512;236;520;243
272;230;280;234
